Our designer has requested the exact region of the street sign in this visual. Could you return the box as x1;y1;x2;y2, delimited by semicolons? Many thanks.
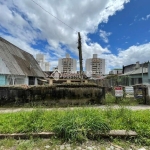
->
115;87;123;97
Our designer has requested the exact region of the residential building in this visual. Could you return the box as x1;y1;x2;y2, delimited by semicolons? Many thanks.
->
121;61;150;85
0;37;45;86
44;71;88;85
36;54;50;71
58;54;77;73
85;54;105;78
109;69;122;75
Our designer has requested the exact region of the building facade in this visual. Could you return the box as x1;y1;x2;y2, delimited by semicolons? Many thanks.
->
109;69;122;75
58;54;77;73
0;37;45;86
85;54;105;78
36;54;50;71
121;61;150;86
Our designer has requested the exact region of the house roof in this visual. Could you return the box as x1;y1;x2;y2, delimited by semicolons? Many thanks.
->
113;68;122;70
122;67;148;76
0;37;45;77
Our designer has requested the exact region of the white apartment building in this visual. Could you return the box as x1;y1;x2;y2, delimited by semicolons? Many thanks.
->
85;54;105;77
58;54;77;73
36;54;50;71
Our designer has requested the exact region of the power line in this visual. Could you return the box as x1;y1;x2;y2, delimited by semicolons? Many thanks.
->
31;0;78;33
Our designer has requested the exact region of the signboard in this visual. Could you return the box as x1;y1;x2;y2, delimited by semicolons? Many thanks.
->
135;87;143;99
125;86;134;98
115;87;123;97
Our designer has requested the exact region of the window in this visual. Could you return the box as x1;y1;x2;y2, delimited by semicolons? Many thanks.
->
29;77;35;85
138;78;142;84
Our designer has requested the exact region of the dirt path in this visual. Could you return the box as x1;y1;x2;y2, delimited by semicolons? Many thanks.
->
0;105;150;113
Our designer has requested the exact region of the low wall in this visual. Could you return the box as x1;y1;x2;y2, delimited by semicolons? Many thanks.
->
0;84;105;106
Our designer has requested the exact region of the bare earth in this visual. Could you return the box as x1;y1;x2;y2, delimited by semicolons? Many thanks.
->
0;105;150;113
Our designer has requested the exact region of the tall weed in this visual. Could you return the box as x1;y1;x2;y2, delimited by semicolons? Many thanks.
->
53;109;110;142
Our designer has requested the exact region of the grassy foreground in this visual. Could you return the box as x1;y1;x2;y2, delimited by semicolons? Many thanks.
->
0;107;150;145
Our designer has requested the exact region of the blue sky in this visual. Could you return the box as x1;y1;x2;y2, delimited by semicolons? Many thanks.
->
0;0;150;73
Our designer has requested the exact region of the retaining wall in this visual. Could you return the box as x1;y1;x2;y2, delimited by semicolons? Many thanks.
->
0;84;105;106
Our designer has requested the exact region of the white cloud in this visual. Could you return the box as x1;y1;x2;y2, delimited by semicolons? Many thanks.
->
95;42;150;73
99;30;112;43
0;0;130;71
129;23;133;26
112;43;150;67
141;14;150;21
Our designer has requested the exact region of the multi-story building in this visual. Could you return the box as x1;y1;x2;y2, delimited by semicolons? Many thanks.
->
36;54;50;71
85;54;105;78
58;54;77;73
109;69;122;75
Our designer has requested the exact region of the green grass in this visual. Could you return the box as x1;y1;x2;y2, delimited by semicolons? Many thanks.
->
104;93;139;105
0;107;150;145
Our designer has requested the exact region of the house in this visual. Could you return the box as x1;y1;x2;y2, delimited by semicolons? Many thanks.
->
0;37;45;86
121;61;150;86
44;70;88;85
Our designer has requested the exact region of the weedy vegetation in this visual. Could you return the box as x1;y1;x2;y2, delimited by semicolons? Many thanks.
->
104;92;139;105
0;107;150;146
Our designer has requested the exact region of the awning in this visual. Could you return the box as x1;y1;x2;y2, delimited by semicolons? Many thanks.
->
37;78;48;82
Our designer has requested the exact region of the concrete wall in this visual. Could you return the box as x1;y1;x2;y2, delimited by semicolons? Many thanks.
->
0;85;105;106
128;74;149;85
0;75;5;85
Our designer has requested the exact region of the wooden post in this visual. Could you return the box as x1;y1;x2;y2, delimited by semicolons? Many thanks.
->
77;32;83;83
49;79;53;85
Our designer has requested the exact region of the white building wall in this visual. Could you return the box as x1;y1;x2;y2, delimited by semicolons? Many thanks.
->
109;69;122;74
36;54;50;71
85;55;105;77
101;59;105;75
36;54;44;62
35;78;38;85
85;59;92;77
58;59;63;72
24;77;28;85
58;55;77;73
5;75;28;85
45;62;50;71
72;59;77;73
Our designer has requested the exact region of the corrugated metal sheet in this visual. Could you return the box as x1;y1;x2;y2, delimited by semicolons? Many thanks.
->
0;37;45;78
13;63;25;75
0;41;4;47
3;60;18;75
0;47;8;60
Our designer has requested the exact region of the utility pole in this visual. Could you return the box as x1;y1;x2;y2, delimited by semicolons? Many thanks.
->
142;63;144;85
77;32;83;82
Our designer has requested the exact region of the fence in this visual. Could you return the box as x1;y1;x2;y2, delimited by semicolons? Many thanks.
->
0;84;105;106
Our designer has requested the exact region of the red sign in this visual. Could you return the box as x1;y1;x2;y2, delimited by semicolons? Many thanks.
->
115;87;123;97
115;87;122;90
